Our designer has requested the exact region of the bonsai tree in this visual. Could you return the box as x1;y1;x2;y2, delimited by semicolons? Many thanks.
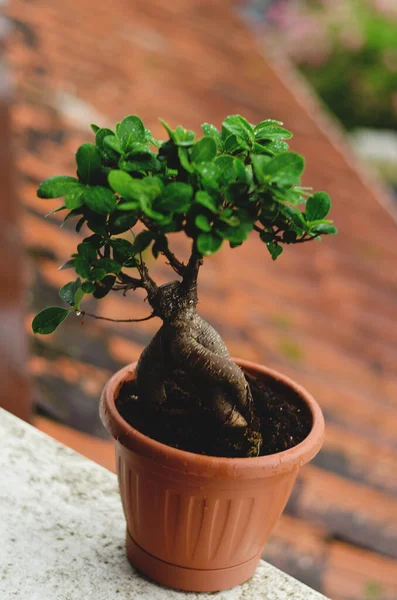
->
32;114;336;455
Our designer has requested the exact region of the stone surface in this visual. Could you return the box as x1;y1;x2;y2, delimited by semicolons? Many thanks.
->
0;408;328;599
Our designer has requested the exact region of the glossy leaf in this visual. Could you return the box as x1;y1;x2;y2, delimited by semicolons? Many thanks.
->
201;123;223;150
158;182;193;213
191;137;217;164
310;223;338;235
197;232;223;255
195;214;212;232
265;152;305;187
59;277;83;307
38;176;81;199
222;115;255;145
65;187;85;210
119;115;146;150
306;192;331;221
83;186;117;214
195;190;218;213
266;242;283;260
32;307;70;335
133;230;154;253
76;143;102;184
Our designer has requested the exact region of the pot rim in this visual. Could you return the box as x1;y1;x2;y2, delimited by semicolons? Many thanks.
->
100;358;325;479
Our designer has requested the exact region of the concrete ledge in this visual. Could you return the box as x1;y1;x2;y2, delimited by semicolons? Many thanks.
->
0;408;329;599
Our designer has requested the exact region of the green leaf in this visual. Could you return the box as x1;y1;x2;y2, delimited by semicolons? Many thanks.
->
223;134;249;154
214;155;236;184
119;155;160;174
197;232;223;255
76;143;103;185
90;124;100;134
83;186;117;214
65;187;85;210
251;154;272;183
152;234;168;259
219;212;240;226
159;119;176;141
59;277;82;307
58;259;75;271
96;128;115;150
93;275;116;299
108;213;138;234
305;192;331;221
191;137;217;164
44;205;67;218
32;307;70;335
108;170;139;201
265;140;290;155
77;241;97;261
82;234;104;249
195;214;212;232
38;176;82;199
116;202;141;211
254;124;293;141
104;135;123;154
94;258;121;275
310;224;338;235
81;281;95;293
195;162;220;190
90;267;107;281
216;222;250;244
266;242;283;261
158;182;193;213
201;123;223;150
255;119;283;128
195;190;218;213
222;115;255;145
177;147;194;173
119;115;146;150
74;256;91;279
110;239;136;263
85;212;107;235
133;230;154;253
234;158;247;182
266;152;305;187
278;204;307;230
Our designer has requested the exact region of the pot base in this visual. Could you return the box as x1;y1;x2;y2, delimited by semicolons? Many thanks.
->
126;530;261;592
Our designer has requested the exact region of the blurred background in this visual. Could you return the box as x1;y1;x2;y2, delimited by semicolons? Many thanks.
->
0;0;396;598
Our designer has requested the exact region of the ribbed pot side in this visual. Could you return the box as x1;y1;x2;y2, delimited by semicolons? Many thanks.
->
100;359;325;592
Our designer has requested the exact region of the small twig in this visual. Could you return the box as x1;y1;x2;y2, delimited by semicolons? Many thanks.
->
118;272;145;289
161;246;186;276
295;233;321;244
79;310;156;323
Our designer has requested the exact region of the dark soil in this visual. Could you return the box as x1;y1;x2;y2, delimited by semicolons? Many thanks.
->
116;370;312;458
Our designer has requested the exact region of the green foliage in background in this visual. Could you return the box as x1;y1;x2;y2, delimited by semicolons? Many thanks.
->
266;0;397;130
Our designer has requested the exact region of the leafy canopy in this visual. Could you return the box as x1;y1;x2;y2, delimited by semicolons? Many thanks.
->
33;114;337;334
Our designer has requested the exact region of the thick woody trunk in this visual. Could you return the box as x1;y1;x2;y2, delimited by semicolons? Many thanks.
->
135;279;253;428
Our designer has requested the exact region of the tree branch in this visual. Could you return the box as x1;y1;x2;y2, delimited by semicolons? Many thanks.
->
139;217;186;277
137;260;158;297
294;233;321;244
118;272;145;289
161;245;186;276
79;310;156;323
182;247;203;293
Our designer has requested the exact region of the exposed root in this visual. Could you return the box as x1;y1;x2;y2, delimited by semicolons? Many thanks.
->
136;313;253;428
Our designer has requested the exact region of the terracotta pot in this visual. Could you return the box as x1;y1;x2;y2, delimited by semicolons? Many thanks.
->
100;359;324;592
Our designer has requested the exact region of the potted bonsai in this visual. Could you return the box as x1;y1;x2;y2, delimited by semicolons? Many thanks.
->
32;114;336;592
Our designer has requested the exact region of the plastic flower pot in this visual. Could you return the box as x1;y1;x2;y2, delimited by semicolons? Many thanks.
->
100;358;324;592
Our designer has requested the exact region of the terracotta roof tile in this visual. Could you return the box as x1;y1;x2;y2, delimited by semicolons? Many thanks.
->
5;0;397;595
